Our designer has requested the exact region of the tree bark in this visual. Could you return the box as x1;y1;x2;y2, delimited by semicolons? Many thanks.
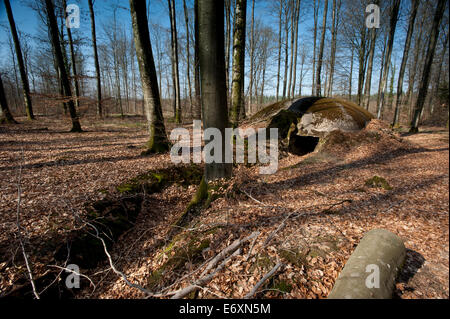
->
198;0;232;181
276;0;283;101
44;0;81;132
230;0;247;127
363;4;378;110
376;0;401;119
168;0;182;123
0;72;17;123
130;0;170;152
410;0;446;132
326;0;339;97
193;0;202;120
4;0;34;120
248;0;255;113
311;0;320;95
392;0;419;126
183;0;193;117
88;0;102;117
315;0;328;97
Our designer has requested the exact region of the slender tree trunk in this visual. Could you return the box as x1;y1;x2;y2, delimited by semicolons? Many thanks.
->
193;0;202;120
44;0;81;132
130;0;170;152
0;73;17;123
62;0;80;110
326;0;339;97
287;0;295;99
315;0;328;97
198;0;232;181
183;0;193;118
276;0;283;101
282;4;290;100
348;46;353;100
168;0;182;123
376;0;401;119
248;0;255;113
291;0;301;98
4;0;34;120
364;18;377;109
230;0;247;127
410;0;446;132
392;0;419;126
225;0;231;102
88;0;102;117
429;34;448;115
357;27;367;106
311;0;320;95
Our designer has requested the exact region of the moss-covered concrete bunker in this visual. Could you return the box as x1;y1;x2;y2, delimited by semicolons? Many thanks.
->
251;97;374;156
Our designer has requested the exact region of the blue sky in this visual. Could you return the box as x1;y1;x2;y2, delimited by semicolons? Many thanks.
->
0;0;414;98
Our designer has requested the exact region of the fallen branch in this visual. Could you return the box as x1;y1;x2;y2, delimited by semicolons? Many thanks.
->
244;262;283;299
16;150;40;299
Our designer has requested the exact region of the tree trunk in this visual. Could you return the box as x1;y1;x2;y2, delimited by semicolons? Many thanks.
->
62;0;80;110
326;0;339;97
193;0;202;120
410;0;446;132
392;0;419;126
376;0;401;119
230;0;247;127
315;0;328;97
168;0;182;123
130;0;170;152
225;0;231;103
88;0;102;117
348;46;353;100
282;3;290;100
4;0;34;120
276;0;283;101
290;0;301;98
364;15;378;109
198;0;232;181
44;0;81;132
183;0;193;117
248;0;255;113
0;73;17;123
311;0;320;95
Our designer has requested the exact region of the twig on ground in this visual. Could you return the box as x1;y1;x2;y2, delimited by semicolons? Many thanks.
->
16;149;40;299
244;262;283;299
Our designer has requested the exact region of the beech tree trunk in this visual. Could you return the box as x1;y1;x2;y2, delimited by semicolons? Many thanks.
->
183;0;193;117
130;0;170;153
193;0;201;120
168;0;182;123
198;0;232;181
44;0;81;132
276;0;283;101
0;72;17;124
248;0;255;113
4;0;34;120
410;0;446;132
88;0;102;117
376;0;401;119
311;0;320;95
315;0;328;97
392;0;419;126
230;0;247;127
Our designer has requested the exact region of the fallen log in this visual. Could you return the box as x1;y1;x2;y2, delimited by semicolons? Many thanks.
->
328;228;406;299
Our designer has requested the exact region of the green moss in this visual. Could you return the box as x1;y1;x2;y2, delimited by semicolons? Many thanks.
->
365;176;393;190
271;280;292;293
250;253;275;272
279;248;308;268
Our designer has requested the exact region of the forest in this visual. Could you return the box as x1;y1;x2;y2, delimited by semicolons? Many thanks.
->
0;0;448;301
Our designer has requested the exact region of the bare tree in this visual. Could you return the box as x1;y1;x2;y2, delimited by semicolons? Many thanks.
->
248;0;256;113
230;0;247;127
193;0;201;120
363;0;379;110
311;0;320;95
4;0;34;120
315;0;328;97
326;0;341;97
130;0;170;152
275;0;283;101
0;72;17;123
410;0;446;132
183;0;193;116
44;0;81;132
376;0;401;119
88;0;102;117
198;0;232;181
168;0;182;123
392;0;419;126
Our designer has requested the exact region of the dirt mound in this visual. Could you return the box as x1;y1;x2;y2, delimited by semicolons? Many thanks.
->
317;119;413;159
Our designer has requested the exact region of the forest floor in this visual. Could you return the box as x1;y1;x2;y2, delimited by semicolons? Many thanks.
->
0;114;448;299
